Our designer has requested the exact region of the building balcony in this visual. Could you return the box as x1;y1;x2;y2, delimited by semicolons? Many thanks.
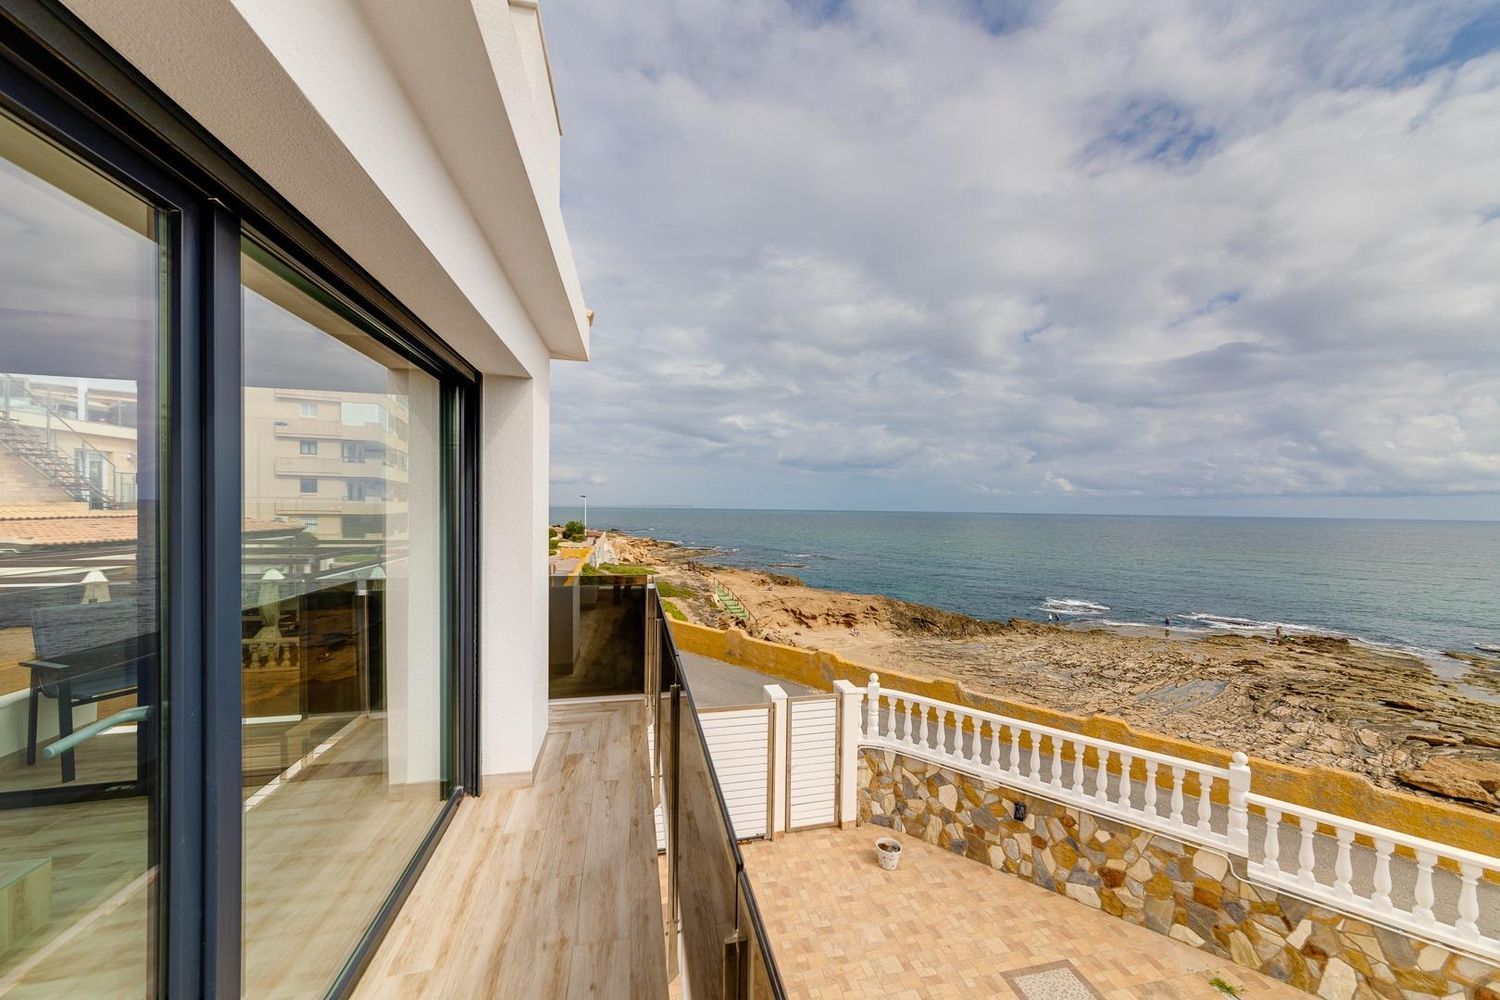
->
271;496;403;515
271;417;347;439
272;456;410;481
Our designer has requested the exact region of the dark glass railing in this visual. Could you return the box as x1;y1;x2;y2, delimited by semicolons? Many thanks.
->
547;572;656;699
659;613;786;1000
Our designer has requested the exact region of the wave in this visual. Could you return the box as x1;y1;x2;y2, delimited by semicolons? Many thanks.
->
1179;613;1340;637
1038;598;1110;616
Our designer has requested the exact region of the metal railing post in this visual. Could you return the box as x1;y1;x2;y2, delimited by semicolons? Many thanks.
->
668;682;682;925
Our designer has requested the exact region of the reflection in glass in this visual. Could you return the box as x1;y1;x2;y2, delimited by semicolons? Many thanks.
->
0;111;163;993
241;239;449;996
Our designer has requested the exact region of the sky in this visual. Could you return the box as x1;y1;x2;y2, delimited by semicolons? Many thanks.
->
544;0;1500;519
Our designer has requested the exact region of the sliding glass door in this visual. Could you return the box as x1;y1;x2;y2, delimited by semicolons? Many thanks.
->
0;16;476;992
239;239;452;997
0;108;164;994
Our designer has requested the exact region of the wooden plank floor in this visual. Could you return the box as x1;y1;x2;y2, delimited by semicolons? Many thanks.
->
0;715;446;997
353;700;669;999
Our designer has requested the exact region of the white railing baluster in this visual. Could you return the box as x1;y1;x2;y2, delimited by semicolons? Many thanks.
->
914;701;926;748
1009;727;1021;778
1297;817;1317;888
965;715;979;764
1456;863;1481;941
1414;850;1437;925
1333;828;1354;899
1227;752;1250;855
1027;730;1041;782
1118;753;1133;808
1071;741;1085;795
1169;766;1184;826
866;674;881;737
1049;736;1063;791
988;720;1001;772
1095;749;1111;804
903;699;915;747
1196;772;1212;833
883;693;894;741
1372;838;1394;912
1143;761;1158;816
1262;807;1282;876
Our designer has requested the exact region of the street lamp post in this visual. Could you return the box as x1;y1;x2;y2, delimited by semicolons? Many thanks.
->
579;494;588;533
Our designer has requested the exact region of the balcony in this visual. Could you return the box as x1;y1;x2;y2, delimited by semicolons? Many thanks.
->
272;455;409;481
272;496;401;515
349;579;787;998
271;417;346;439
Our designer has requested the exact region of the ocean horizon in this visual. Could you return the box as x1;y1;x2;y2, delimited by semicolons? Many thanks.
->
552;506;1500;659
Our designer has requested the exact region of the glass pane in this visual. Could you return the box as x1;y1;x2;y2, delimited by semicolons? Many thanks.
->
0;111;164;993
241;238;448;996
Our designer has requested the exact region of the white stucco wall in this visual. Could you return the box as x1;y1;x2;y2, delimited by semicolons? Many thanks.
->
481;368;553;776
63;0;586;779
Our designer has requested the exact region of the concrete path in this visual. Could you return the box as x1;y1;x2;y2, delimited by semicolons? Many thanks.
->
678;651;811;707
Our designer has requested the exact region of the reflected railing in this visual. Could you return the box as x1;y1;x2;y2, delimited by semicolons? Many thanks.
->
659;611;786;1000
547;571;656;700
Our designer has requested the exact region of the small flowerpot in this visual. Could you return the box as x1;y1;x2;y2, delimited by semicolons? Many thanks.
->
875;837;902;871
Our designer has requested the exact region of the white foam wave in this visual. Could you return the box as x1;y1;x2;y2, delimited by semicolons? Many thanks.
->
1038;598;1110;616
1180;613;1339;637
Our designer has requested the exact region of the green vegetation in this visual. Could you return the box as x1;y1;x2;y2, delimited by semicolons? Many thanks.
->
660;599;686;621
595;562;653;576
654;580;697;600
1208;976;1243;998
561;520;586;542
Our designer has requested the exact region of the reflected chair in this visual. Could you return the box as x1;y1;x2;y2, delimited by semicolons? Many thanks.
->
23;601;147;783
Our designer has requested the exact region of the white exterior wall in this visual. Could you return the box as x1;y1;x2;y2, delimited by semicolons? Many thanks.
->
480;367;554;777
63;0;588;780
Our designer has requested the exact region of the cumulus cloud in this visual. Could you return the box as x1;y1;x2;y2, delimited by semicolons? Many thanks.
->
545;0;1500;512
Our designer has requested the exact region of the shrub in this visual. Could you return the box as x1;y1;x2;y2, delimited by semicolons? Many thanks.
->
562;520;586;541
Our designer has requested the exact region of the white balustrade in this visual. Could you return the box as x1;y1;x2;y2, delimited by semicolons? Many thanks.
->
857;678;1499;962
857;681;1230;850
1245;793;1499;962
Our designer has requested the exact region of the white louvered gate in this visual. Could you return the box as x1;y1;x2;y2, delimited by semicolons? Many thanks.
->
786;695;839;830
698;704;772;840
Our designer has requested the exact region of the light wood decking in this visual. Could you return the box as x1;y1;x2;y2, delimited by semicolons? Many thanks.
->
353;699;669;999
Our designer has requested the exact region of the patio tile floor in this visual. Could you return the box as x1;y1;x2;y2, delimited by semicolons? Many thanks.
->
741;825;1307;1000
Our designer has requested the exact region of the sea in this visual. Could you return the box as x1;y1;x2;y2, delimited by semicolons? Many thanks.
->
555;507;1500;663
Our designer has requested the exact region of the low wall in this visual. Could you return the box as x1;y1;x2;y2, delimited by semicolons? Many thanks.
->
859;747;1497;1000
669;620;1500;861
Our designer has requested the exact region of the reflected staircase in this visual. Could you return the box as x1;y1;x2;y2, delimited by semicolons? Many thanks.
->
0;413;113;507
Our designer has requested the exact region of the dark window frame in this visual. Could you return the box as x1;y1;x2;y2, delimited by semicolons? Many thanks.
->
0;4;483;997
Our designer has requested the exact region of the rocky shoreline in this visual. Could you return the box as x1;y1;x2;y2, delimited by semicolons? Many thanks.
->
611;533;1500;814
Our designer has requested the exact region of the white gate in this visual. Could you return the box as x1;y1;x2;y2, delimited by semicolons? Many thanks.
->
699;704;772;840
786;695;839;830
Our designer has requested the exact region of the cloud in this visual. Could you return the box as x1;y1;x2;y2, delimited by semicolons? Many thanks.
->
544;0;1500;512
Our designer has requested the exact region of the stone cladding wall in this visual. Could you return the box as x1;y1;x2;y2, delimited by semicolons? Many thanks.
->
859;748;1498;1000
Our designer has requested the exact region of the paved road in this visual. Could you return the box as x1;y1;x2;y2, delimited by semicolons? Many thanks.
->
678;651;811;707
